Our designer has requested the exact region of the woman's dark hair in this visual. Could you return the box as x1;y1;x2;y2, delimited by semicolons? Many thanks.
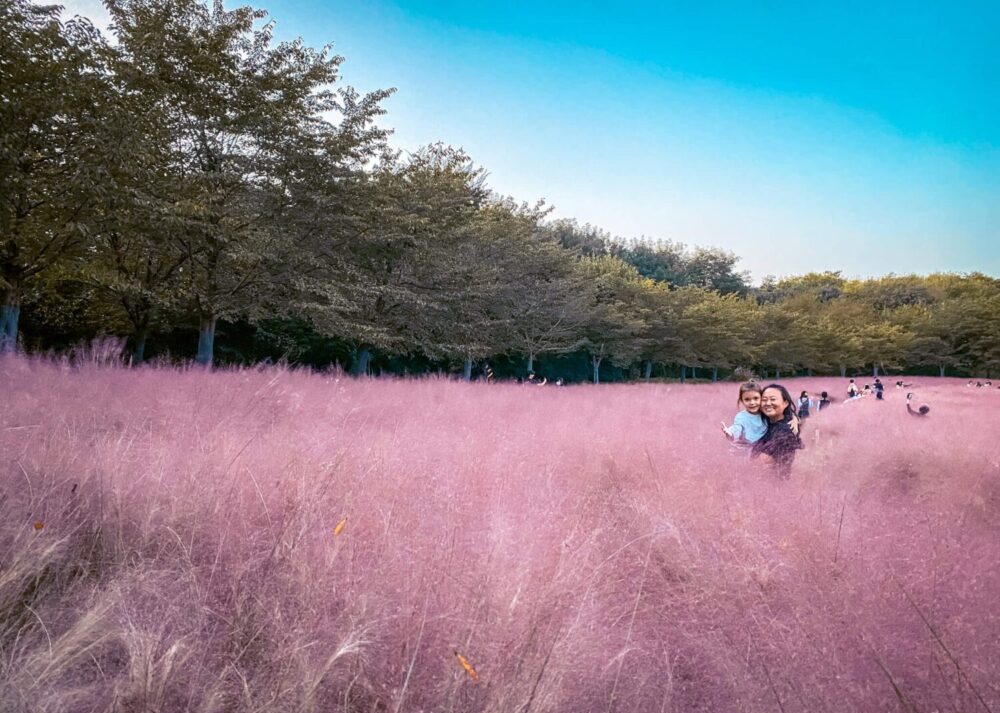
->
799;390;809;399
763;383;797;421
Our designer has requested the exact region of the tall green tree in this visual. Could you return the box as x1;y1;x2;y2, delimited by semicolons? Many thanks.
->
676;288;760;380
107;0;376;365
306;145;488;374
502;237;592;375
426;199;552;380
578;256;647;384
1;2;115;351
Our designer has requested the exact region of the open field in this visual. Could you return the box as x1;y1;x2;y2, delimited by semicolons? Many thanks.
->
2;356;999;712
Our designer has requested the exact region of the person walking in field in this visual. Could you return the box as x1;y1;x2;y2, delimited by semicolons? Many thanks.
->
797;390;813;420
722;382;767;447
848;379;859;399
817;391;831;411
874;378;884;400
751;384;804;478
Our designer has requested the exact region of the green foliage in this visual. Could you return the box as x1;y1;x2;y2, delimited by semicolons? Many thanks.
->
611;238;750;294
1;1;118;349
3;0;997;378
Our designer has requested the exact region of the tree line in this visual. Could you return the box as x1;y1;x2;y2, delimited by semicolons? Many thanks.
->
4;0;998;381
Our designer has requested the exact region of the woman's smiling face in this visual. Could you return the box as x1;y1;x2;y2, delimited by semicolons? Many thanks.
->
760;387;788;422
740;391;761;414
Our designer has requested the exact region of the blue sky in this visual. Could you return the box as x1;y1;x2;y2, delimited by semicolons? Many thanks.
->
64;0;1000;281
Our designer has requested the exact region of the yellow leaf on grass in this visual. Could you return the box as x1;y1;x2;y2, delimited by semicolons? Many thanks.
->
333;518;347;536
455;651;479;681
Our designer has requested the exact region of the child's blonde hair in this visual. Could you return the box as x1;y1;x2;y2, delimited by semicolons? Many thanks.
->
737;381;762;406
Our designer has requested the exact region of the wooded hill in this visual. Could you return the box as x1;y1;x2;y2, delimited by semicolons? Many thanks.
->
4;0;998;381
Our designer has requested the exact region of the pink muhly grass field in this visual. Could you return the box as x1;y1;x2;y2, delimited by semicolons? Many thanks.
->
2;355;999;713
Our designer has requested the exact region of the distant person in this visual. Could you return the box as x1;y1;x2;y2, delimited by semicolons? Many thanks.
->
818;391;831;411
863;384;871;397
554;377;565;387
906;392;930;416
847;379;859;399
722;382;767;447
751;384;804;478
797;390;812;420
907;402;931;416
874;378;884;400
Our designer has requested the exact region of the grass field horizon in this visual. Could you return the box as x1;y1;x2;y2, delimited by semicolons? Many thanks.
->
3;354;999;712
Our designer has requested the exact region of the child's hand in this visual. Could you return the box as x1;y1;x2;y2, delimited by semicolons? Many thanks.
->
721;422;733;439
789;415;800;435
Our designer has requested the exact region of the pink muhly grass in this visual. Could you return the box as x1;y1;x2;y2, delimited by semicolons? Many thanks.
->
1;354;999;712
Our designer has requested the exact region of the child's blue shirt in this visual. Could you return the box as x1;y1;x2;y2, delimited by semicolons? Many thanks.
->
731;410;767;444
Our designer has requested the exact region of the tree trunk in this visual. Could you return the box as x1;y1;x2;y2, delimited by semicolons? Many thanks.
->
352;347;371;376
840;364;847;378
939;364;945;378
775;368;781;379
463;358;473;381
806;367;813;376
0;283;21;354
643;360;653;381
692;366;698;379
872;363;879;377
679;365;686;383
195;315;216;367
712;366;719;382
131;327;149;366
592;356;602;384
527;353;535;374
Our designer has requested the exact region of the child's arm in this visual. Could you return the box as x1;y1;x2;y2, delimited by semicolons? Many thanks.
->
723;414;745;441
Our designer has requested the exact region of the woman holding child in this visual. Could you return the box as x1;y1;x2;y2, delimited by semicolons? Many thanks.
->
723;382;803;477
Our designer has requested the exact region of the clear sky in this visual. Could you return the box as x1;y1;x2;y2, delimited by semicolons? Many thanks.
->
63;0;1000;282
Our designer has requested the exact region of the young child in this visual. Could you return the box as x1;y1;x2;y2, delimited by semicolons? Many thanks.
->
818;391;831;411
722;382;767;446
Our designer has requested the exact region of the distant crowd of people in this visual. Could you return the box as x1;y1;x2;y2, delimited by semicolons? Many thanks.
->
721;374;947;478
523;372;565;387
479;363;566;386
477;362;982;479
967;379;995;388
